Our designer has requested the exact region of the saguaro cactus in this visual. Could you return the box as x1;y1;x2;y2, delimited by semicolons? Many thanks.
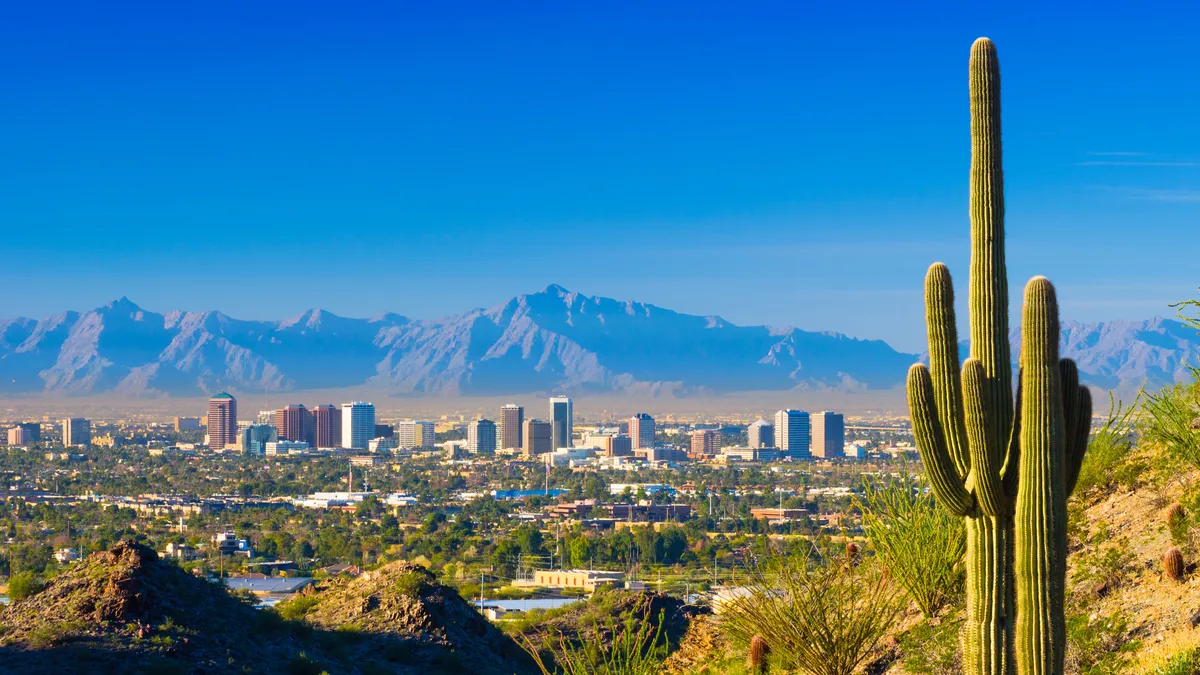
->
907;38;1092;675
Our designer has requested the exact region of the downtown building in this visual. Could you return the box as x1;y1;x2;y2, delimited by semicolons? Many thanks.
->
689;429;719;459
748;419;775;449
468;419;497;455
774;409;811;460
207;392;238;450
522;419;552;456
312;405;342;448
275;405;314;446
499;404;524;451
629;413;655;449
810;411;845;459
396;420;436;449
550;397;573;449
341;402;376;450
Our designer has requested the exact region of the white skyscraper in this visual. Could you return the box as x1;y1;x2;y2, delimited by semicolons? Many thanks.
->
810;411;845;458
774;409;811;459
341;402;376;450
550;396;573;449
396;420;436;449
468;419;497;455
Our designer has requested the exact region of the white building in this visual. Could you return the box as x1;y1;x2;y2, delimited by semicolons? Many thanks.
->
341;402;376;450
545;447;590;466
774;410;811;460
265;440;311;456
550;397;573;449
396;420;436;449
468;419;497;455
368;436;398;453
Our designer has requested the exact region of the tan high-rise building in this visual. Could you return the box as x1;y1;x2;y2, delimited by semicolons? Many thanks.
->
629;413;655;449
499;404;524;451
275;405;312;444
689;429;718;459
522;419;553;456
207;392;238;449
810;411;845;459
748;419;775;449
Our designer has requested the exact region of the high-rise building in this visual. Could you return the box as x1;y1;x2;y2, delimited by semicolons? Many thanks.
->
748;419;775;449
63;417;91;447
689;429;718;459
16;422;40;443
499;404;524;450
240;424;278;454
522;419;552;456
341;402;376;450
810;411;845;459
275;405;311;444
7;426;31;445
312;405;341;448
591;433;633;457
468;419;497;455
629;413;655;449
550;397;573;449
396;421;436;449
174;417;201;432
207;393;238;449
774;409;811;459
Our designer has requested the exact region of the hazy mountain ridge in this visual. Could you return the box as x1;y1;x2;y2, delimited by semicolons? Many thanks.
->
0;286;1192;397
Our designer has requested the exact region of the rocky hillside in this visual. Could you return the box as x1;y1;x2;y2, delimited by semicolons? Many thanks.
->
0;541;537;675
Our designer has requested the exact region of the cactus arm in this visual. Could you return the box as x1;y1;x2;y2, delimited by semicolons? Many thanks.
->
1001;367;1023;501
1065;387;1092;496
908;364;975;516
968;37;1014;473
925;263;971;479
964;358;1008;517
1015;277;1067;675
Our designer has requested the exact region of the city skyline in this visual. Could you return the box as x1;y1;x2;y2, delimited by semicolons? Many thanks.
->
3;4;1198;353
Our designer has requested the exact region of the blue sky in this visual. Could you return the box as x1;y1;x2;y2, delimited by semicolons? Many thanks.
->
2;1;1197;353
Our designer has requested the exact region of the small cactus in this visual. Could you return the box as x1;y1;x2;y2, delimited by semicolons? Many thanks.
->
748;634;770;675
1165;547;1186;582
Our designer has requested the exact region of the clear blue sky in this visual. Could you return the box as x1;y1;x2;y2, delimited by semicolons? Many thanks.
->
3;1;1197;352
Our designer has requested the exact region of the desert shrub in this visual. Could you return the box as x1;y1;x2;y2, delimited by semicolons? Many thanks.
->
276;594;320;621
1150;647;1200;675
286;653;324;675
1074;524;1136;592
394;570;433;597
1167;503;1191;549
720;551;905;675
6;571;44;602
897;610;963;675
1142;374;1200;471
521;599;668;675
1065;610;1138;675
857;467;965;616
1075;392;1141;494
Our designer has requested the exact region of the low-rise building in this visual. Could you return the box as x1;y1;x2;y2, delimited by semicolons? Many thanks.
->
530;569;625;592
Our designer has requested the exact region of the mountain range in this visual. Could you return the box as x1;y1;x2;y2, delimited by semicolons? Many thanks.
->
0;284;1194;397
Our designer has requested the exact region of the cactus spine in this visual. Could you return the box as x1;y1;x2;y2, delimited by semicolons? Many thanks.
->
907;38;1092;675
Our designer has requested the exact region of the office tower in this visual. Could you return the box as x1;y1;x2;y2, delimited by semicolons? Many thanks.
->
174;417;201;432
256;410;275;425
523;419;552;456
629;413;655;449
207;393;238;449
341;402;376;450
810;411;845;459
499;404;524;450
312;405;341;448
774;409;811;459
396;421;436;449
748;419;775;449
16;422;40;443
550;397;573;449
468;419;497;455
608;434;633;457
7;426;31;445
63;417;92;447
275;405;311;444
689;429;718;459
240;424;278;454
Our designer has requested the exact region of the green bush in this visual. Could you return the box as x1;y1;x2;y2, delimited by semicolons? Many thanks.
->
1143;379;1200;470
394;570;433;598
720;551;905;675
1151;647;1200;675
521;599;669;675
857;466;965;617
1075;392;1141;494
275;594;320;621
6;571;44;602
